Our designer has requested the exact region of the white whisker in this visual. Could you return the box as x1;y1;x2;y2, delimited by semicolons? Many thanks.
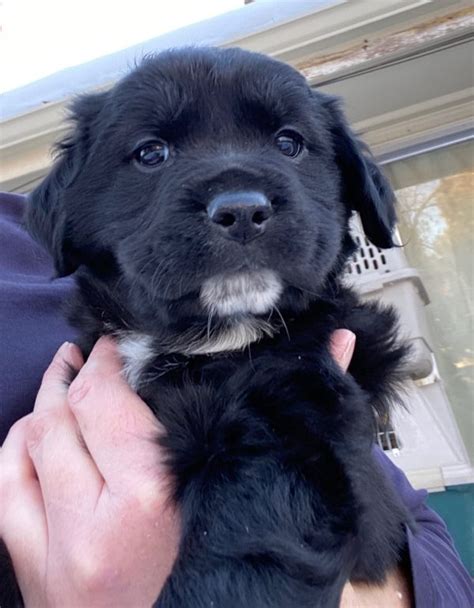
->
273;305;291;341
207;311;215;341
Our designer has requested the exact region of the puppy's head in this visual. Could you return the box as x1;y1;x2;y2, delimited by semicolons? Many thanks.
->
28;47;396;329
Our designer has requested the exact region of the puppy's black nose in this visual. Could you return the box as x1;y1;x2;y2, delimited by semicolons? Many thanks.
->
207;191;273;242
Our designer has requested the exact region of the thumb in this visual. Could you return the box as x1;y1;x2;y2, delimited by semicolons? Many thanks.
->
330;330;356;373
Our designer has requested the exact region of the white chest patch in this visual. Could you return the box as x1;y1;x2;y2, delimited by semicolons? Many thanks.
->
117;333;155;391
185;317;275;356
117;316;276;388
117;271;282;387
200;270;282;317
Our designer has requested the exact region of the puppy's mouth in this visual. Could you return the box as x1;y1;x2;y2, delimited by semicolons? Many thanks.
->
200;270;282;317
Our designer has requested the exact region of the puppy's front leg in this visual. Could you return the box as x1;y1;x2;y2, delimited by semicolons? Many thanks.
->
147;382;357;608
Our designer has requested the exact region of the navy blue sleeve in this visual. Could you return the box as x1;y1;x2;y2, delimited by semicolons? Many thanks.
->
0;192;77;442
373;446;473;607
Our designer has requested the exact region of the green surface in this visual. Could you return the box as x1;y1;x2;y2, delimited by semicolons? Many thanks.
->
427;484;474;575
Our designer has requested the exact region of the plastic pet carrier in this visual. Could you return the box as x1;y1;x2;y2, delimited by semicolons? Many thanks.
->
345;218;472;490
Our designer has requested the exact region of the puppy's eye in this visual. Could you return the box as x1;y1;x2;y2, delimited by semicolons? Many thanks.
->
275;131;303;158
134;141;169;167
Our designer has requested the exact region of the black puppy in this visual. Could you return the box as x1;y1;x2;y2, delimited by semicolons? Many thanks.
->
5;47;412;607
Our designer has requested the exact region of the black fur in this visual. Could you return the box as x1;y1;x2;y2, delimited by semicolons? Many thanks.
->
3;47;412;607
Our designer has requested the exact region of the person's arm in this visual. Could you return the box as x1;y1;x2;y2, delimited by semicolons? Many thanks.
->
372;446;473;608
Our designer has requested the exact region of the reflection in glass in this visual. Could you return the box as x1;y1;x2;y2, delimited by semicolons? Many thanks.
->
385;140;473;460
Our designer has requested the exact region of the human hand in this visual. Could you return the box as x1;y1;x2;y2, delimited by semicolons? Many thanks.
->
0;337;179;608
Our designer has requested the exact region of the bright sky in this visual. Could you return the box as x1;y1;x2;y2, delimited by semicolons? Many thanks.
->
0;0;243;93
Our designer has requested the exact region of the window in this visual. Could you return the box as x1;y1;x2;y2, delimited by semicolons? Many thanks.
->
384;140;473;461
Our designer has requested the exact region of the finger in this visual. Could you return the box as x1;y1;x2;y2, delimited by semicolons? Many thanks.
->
0;416;47;571
330;329;356;373
34;341;84;413
67;337;165;493
26;405;104;519
27;339;103;517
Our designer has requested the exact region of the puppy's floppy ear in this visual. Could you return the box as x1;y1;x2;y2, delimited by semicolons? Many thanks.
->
27;91;108;276
321;94;396;248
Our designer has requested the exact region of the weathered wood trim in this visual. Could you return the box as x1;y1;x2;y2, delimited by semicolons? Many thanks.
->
297;6;474;84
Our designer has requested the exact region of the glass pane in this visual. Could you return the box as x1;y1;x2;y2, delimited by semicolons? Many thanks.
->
384;140;474;461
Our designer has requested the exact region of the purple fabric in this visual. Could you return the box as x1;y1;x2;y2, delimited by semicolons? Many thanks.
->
373;449;473;606
0;192;77;437
1;192;472;606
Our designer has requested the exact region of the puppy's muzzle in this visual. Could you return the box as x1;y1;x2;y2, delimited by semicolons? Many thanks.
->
207;190;273;243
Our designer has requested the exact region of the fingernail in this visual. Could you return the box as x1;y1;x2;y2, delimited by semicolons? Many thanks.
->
57;341;71;355
341;332;356;367
58;341;84;370
54;341;72;364
331;329;352;353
